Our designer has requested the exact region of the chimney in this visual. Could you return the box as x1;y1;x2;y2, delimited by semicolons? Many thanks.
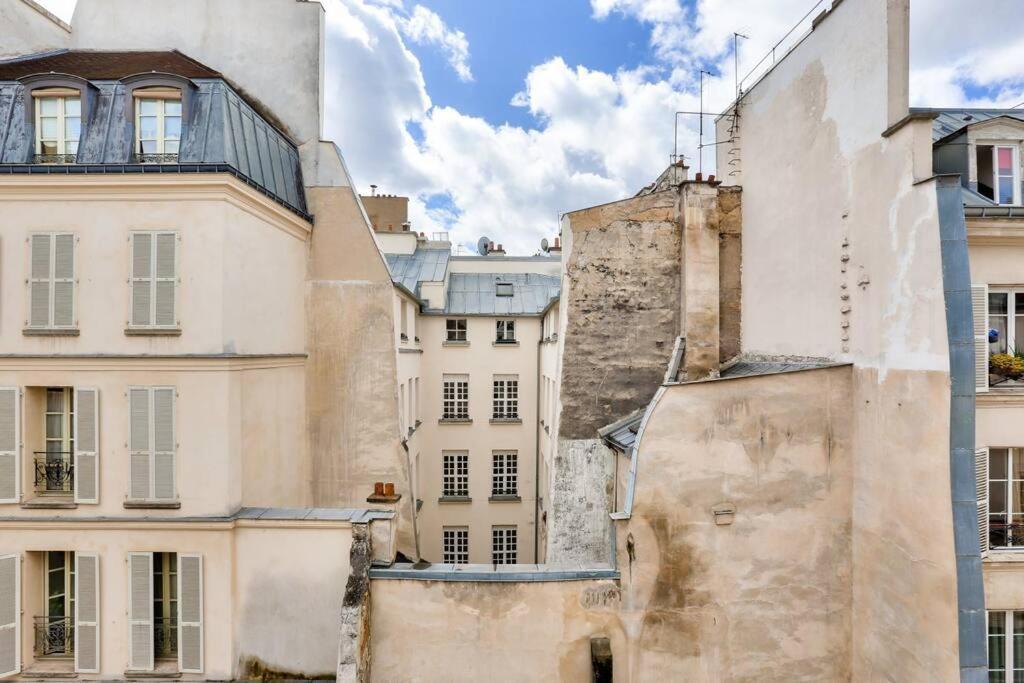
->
488;243;506;256
548;237;562;255
370;184;378;196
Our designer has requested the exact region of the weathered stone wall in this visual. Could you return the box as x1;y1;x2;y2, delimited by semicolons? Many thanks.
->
718;186;742;363
338;524;372;683
545;439;616;566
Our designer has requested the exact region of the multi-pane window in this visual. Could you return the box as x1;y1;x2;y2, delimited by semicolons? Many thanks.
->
988;610;1024;682
496;319;516;344
978;144;1020;206
491;451;518;496
28;233;75;329
990;290;1024;355
443;527;469;564
442;374;469;419
446;318;467;342
491;526;517;565
34;94;80;159
135;95;182;160
130;232;178;328
492;375;519;419
989;448;1024;549
442;451;469;497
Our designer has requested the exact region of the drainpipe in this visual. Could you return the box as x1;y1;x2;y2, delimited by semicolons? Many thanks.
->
534;330;542;563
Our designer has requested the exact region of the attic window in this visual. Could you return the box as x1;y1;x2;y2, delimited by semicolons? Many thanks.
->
977;144;1020;205
496;282;514;297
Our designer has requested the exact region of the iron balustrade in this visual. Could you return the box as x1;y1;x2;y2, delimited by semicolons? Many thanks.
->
33;452;74;494
32;154;77;165
33;616;74;657
990;522;1024;549
133;153;179;164
154;617;178;658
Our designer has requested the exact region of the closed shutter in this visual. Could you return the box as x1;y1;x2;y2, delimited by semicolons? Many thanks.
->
74;553;99;673
52;234;74;327
130;233;152;327
131;233;176;328
129;389;151;500
178;554;203;673
972;284;989;393
977;447;990;555
29;234;51;327
0;388;19;504
153;388;175;500
74;388;99;504
127;552;153;672
154;234;176;327
129;388;175;501
0;554;20;678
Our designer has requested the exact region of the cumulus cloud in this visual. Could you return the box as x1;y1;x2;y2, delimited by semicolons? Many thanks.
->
398;4;473;82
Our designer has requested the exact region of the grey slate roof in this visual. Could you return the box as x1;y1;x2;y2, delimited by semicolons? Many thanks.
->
444;272;560;316
385;248;450;294
719;359;843;378
598;408;645;453
919;108;1024;143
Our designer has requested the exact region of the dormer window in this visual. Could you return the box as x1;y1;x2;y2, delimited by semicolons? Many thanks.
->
33;91;80;163
977;144;1021;206
495;282;514;297
134;88;181;163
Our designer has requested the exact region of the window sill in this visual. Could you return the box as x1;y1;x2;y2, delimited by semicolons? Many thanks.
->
124;668;181;679
438;496;472;504
398;347;424;354
439;418;472;424
124;327;182;336
442;340;470;347
23;327;79;337
490;418;522;424
123;500;181;509
21;497;76;509
488;494;521;502
493;341;519;347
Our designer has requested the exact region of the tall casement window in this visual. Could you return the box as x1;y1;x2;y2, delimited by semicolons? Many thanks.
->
128;387;177;502
495;319;516;344
41;551;76;656
442;527;469;565
445;318;467;343
442;374;469;420
442;451;469;498
28;233;75;330
491;451;518;496
130;232;179;329
134;90;182;162
492;375;519;420
988;611;1024;682
985;448;1024;550
491;526;517;565
977;144;1021;206
34;92;80;162
989;289;1024;356
127;552;203;673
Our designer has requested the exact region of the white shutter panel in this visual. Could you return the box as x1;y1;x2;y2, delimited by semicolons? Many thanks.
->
52;234;74;327
152;388;175;500
0;389;19;504
127;552;153;672
129;389;151;500
74;553;99;673
977;447;990;556
178;554;203;673
154;234;176;327
0;554;19;678
972;284;989;393
131;234;152;327
29;234;51;327
74;388;99;504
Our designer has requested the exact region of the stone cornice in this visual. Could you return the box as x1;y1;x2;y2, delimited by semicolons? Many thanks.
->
0;353;306;372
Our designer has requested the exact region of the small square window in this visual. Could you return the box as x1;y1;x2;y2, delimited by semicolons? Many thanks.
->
496;319;516;343
495;282;514;297
446;318;467;342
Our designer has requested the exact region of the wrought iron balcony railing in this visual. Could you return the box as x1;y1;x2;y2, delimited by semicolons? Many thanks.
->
990;522;1024;549
133;153;179;164
33;616;73;657
33;452;74;494
32;154;78;165
154;617;178;658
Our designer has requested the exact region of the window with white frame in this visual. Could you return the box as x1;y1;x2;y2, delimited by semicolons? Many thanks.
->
989;448;1024;549
442;374;469;419
492;375;519;419
491;451;518;496
442;451;469;497
443;527;468;564
496;319;516;343
28;233;75;329
988;610;1024;682
34;93;80;160
491;526;517;564
130;232;178;328
135;91;182;161
977;144;1021;206
989;289;1024;355
446;318;467;342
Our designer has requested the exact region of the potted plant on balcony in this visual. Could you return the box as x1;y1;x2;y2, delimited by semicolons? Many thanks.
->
990;351;1024;386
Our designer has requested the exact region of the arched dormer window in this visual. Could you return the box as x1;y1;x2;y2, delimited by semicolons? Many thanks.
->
21;75;91;164
133;86;182;163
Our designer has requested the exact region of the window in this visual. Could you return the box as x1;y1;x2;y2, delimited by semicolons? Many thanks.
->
491;451;518;496
128;386;176;501
491;526;517;565
442;374;469;420
442;452;469;497
127;552;203;673
39;388;74;495
135;93;182;161
442;527;468;564
34;94;80;161
977;144;1020;206
496;319;516;344
41;551;75;656
414;378;420;424
28;233;75;329
130;232;178;329
988;610;1024;682
988;448;1024;549
492;375;519;420
495;282;513;297
400;300;408;342
152;552;179;659
989;290;1024;356
446;318;467;342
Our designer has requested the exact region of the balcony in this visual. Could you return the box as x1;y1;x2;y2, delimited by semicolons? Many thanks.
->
33;616;74;658
132;152;180;164
990;522;1024;550
32;154;77;165
155;617;178;659
33;452;74;496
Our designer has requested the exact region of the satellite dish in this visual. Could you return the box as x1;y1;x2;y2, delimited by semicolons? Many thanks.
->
541;238;549;253
477;236;491;256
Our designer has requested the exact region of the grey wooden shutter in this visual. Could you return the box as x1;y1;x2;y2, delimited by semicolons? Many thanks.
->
127;552;153;671
153;388;175;500
131;233;152;327
129;388;151;500
74;387;99;504
154;234;176;327
52;234;74;327
29;234;51;327
74;552;100;673
0;388;19;504
0;554;20;678
972;284;989;393
178;554;203;673
977;447;989;555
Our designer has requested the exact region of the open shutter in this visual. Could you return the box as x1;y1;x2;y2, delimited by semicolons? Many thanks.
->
129;388;151;500
972;284;989;393
152;388;175;500
127;552;153;672
154;234;176;327
178;554;203;674
130;233;152;327
0;554;20;678
52;234;74;327
977;447;990;556
74;388;99;504
74;553;99;673
0;389;20;504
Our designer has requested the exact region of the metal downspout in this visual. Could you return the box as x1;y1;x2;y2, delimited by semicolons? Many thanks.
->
534;334;542;563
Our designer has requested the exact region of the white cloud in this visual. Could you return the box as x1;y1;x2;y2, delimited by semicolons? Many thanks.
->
399;4;473;82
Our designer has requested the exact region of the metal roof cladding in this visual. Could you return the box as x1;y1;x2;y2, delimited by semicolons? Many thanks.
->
444;272;560;316
386;248;451;294
916;107;1024;143
0;49;222;80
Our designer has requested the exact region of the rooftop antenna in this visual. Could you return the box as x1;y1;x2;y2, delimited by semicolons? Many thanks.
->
698;69;713;176
1013;101;1024;109
733;32;749;101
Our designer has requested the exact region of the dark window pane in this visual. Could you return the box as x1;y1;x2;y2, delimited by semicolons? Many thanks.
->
993;450;1010;479
992;294;1010;316
992;484;1008;513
